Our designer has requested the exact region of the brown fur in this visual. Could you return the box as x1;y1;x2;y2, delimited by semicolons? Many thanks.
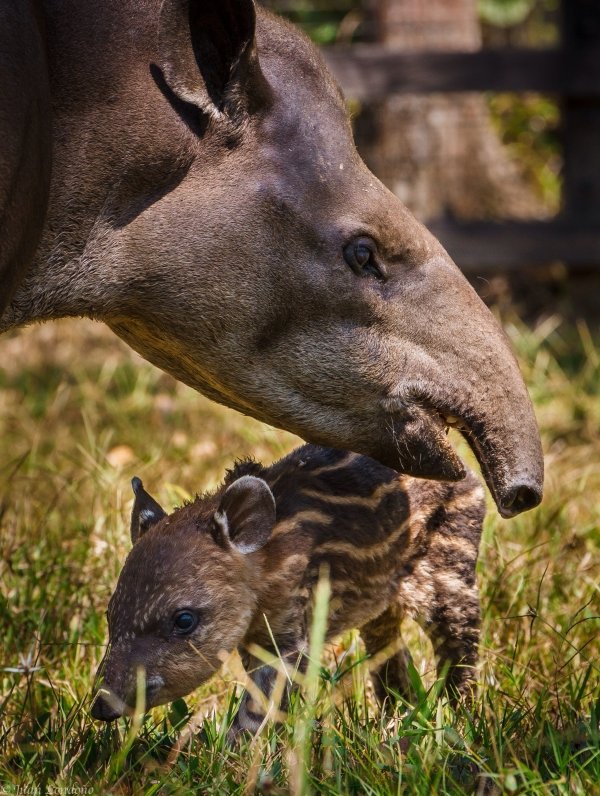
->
92;445;485;727
0;1;542;517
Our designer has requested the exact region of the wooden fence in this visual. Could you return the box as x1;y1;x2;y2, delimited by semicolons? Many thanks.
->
322;0;600;269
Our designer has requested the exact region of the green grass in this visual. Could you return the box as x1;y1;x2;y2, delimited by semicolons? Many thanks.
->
0;316;598;795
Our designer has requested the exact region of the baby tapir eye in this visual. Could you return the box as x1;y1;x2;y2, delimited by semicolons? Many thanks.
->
173;610;198;635
343;238;386;281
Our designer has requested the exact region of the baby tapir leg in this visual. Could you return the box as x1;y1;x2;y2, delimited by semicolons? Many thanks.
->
397;474;484;704
424;578;480;703
230;657;279;738
409;477;484;703
361;606;415;706
229;648;306;739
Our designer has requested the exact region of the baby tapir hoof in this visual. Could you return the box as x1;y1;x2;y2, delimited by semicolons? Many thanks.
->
91;445;485;727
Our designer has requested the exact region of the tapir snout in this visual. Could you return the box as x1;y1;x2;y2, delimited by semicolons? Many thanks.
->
90;667;165;721
0;0;543;515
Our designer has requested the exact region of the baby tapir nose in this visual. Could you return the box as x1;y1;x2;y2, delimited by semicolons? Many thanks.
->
91;692;123;722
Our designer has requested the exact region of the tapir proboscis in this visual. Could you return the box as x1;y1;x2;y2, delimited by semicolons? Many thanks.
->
0;0;543;516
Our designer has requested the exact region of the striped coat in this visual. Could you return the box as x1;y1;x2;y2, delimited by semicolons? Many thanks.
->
92;444;485;727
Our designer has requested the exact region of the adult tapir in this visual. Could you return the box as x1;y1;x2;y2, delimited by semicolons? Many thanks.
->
0;0;543;517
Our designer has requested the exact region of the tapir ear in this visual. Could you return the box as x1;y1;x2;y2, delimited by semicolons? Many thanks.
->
157;0;270;124
214;476;276;554
130;477;167;544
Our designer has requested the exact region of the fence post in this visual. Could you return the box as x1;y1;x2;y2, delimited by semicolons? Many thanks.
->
562;0;600;229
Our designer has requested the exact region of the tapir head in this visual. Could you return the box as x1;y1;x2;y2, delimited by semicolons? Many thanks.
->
105;0;543;517
91;477;273;721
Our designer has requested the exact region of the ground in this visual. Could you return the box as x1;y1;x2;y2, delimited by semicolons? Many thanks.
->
0;315;598;794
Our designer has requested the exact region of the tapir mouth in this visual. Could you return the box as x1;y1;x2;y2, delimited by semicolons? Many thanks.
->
379;396;542;518
375;398;465;482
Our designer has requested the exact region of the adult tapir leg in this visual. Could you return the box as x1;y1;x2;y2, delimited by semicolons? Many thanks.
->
0;0;51;314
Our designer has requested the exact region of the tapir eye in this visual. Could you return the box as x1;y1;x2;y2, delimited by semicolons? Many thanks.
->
343;238;386;281
173;610;198;635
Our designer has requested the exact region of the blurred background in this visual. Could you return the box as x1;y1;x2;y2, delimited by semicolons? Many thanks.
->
0;1;598;790
266;0;599;319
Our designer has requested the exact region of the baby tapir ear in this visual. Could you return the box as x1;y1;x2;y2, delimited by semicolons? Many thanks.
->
130;477;167;544
214;476;275;554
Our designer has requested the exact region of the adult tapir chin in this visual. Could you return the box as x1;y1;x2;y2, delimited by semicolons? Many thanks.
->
0;0;543;517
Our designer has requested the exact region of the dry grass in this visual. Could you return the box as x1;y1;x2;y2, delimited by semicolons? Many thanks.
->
0;316;598;794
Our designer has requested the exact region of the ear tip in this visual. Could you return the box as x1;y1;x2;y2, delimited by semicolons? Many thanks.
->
225;475;276;512
131;477;143;495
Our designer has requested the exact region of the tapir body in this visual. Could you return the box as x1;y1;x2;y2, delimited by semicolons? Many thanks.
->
0;1;543;516
92;445;485;726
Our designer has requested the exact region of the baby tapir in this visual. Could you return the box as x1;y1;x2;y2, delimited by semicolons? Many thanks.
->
91;445;485;729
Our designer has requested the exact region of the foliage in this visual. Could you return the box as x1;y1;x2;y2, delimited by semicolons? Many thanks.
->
478;0;537;28
479;0;559;42
265;1;563;214
262;0;359;45
0;316;598;794
488;93;562;212
265;0;560;44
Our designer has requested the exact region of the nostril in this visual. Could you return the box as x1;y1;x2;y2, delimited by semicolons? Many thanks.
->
500;484;542;518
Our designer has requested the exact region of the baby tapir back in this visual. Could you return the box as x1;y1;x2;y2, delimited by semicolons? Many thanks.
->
91;445;485;725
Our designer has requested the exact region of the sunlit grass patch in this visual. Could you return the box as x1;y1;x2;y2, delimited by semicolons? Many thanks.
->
0;317;598;794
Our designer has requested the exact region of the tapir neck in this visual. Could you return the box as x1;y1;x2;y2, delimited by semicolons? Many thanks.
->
243;538;310;652
0;215;122;332
0;0;191;332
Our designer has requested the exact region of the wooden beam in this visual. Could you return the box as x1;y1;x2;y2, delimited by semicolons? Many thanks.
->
561;0;600;230
426;220;600;269
322;46;600;100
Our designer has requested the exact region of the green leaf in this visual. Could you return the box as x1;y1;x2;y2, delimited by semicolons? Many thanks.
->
168;698;189;728
478;0;535;27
